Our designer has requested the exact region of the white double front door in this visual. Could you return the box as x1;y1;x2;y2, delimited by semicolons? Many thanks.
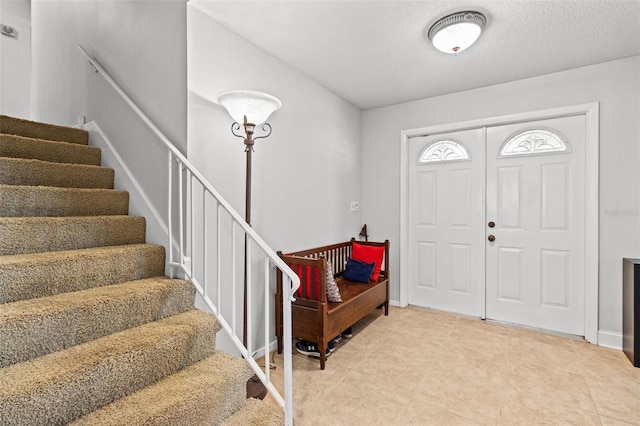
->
408;114;586;336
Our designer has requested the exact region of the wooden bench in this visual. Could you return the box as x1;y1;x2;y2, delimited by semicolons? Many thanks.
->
275;239;389;370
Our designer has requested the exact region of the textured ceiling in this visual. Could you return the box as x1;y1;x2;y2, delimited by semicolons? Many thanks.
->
191;0;640;110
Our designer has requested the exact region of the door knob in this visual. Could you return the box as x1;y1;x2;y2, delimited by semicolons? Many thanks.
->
488;221;495;228
488;235;495;242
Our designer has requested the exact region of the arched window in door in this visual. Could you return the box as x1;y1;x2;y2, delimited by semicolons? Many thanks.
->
419;140;470;163
500;128;569;157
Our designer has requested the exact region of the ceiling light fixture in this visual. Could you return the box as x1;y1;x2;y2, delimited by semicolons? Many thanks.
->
427;11;486;55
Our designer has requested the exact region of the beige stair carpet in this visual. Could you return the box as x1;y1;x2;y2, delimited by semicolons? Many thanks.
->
0;114;283;426
221;398;286;426
0;244;165;304
0;185;129;217
0;114;88;144
0;133;101;165
0;277;196;367
0;215;146;256
71;352;256;426
0;310;219;426
0;157;114;188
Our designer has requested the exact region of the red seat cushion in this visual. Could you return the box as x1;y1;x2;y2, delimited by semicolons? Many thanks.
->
351;242;384;281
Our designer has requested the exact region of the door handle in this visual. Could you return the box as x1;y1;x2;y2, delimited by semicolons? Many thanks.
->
488;221;495;228
488;235;495;242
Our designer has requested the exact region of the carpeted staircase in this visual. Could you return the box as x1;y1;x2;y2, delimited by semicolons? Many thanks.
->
0;115;283;425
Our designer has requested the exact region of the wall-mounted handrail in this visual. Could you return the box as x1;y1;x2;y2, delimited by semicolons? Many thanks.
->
78;44;299;426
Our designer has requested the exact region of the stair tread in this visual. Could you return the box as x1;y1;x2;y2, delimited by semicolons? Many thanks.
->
0;277;195;367
0;115;88;145
0;157;114;189
0;243;165;304
0;184;129;217
221;398;285;426
70;352;254;426
0;133;101;165
0;310;220;426
0;242;162;265
0;215;146;256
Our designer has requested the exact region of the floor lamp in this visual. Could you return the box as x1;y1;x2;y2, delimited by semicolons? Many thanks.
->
216;89;282;349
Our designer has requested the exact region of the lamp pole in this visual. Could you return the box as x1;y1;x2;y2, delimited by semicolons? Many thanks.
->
242;116;254;348
233;115;272;347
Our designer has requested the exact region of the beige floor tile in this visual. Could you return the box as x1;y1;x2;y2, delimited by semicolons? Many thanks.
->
398;400;486;425
448;321;511;361
506;331;582;375
384;306;457;335
297;374;414;426
497;406;601;425
502;363;598;414
258;306;640;425
417;364;507;422
600;415;639;425
585;374;640;425
574;341;640;381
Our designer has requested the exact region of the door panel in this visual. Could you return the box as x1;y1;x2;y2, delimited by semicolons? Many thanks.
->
485;115;586;335
497;246;523;301
408;129;484;316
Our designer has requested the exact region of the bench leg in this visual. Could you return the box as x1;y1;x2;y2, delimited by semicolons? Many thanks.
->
384;301;389;316
319;341;326;370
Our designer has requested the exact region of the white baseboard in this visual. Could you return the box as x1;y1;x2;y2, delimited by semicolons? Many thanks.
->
390;299;402;307
251;340;279;360
598;330;622;350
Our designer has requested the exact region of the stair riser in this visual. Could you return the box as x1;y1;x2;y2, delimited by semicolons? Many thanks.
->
0;279;196;367
0;134;101;165
0;185;129;217
0;216;146;256
0;115;88;145
0;244;165;304
0;311;219;426
0;158;114;189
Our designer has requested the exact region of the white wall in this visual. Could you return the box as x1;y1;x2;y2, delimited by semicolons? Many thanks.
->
362;56;640;338
188;5;363;251
1;0;31;118
30;0;188;246
188;5;363;354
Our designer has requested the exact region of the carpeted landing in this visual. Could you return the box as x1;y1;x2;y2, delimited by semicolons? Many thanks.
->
0;115;283;425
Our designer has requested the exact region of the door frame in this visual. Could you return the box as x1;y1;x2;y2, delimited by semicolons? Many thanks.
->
399;102;600;344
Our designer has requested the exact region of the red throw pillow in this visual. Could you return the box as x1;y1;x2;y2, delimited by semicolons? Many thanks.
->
351;242;384;281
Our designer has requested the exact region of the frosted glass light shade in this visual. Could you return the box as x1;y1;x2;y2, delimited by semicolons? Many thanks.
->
216;90;282;125
427;11;486;54
432;22;481;53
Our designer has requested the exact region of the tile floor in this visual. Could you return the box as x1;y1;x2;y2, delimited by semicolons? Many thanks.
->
262;306;640;425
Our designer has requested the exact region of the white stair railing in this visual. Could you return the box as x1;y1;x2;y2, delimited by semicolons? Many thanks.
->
79;45;299;426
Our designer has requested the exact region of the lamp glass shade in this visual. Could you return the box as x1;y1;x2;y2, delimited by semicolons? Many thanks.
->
216;90;282;125
432;22;482;54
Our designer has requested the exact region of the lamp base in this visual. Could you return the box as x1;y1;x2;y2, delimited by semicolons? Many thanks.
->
246;374;267;400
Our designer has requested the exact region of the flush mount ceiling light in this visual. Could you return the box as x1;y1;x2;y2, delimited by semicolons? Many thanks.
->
427;11;486;55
